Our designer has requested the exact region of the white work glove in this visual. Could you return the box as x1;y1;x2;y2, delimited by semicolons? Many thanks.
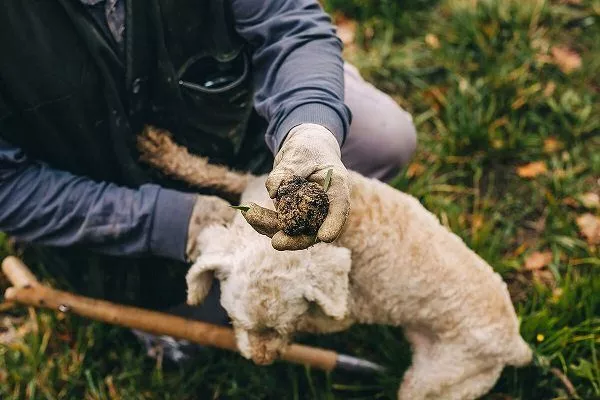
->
266;123;350;250
185;195;236;262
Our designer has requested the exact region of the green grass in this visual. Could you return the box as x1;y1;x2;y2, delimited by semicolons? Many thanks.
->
1;0;599;398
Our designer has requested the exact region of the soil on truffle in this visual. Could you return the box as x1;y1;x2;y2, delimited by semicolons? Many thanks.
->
275;176;329;236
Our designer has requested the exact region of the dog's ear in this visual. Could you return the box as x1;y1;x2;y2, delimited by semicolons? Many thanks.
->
303;245;352;320
186;254;231;305
186;225;236;305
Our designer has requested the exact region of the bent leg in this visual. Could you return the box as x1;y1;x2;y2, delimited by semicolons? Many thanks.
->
342;63;417;181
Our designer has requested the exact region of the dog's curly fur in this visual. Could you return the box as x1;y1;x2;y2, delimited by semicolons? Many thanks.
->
138;127;532;400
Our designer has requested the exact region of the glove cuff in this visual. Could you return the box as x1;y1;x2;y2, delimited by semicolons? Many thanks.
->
285;123;342;158
273;103;346;151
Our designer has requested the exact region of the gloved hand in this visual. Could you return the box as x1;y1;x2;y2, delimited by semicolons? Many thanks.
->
185;195;236;262
266;123;350;250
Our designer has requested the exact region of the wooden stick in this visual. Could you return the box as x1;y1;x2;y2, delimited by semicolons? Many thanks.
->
2;256;39;288
1;256;338;372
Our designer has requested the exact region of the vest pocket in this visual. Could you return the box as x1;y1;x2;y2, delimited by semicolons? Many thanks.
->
177;51;251;109
171;51;253;157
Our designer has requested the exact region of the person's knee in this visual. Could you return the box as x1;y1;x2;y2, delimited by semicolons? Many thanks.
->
342;63;418;180
387;110;417;167
375;108;418;180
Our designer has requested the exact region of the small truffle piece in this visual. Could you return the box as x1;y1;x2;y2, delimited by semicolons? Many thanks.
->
275;176;329;236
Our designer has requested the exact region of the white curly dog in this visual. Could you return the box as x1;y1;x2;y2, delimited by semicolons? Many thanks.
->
139;129;533;400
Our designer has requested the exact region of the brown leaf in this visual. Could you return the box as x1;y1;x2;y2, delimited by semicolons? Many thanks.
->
471;214;484;232
425;33;440;49
551;46;582;74
524;251;553;270
543;81;556;97
543;137;563;153
488;116;509;132
334;14;357;45
576;213;600;245
533;269;556;289
406;162;426;178
516;161;547;178
511;97;526;110
562;196;580;208
580;193;600;209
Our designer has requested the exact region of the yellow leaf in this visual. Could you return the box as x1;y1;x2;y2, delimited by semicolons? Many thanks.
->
551;46;582;74
543;137;563;153
491;139;504;149
524;251;553;271
516;161;547;178
406;162;426;178
576;213;600;245
488;116;509;132
425;34;440;49
511;97;526;110
551;288;564;303
471;214;484;232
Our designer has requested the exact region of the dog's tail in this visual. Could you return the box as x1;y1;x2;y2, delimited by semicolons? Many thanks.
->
138;126;252;198
506;337;533;367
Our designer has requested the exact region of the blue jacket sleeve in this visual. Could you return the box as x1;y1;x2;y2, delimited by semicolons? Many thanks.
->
0;138;196;261
231;0;352;152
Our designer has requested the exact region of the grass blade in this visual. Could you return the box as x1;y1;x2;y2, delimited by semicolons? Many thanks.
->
323;169;333;192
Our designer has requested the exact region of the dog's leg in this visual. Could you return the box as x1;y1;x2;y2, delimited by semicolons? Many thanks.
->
398;330;504;400
436;364;503;400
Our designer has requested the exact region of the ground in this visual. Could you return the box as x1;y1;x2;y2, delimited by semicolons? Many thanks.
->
1;0;599;399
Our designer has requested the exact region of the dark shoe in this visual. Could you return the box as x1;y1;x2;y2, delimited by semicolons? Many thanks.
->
132;281;230;365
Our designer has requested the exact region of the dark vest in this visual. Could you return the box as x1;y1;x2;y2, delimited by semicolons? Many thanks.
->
0;0;272;191
0;0;273;308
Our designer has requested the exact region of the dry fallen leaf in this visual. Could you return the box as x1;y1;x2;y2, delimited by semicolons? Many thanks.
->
334;14;357;45
406;162;426;178
580;193;600;209
551;46;582;74
562;197;580;208
471;214;484;232
517;161;548;178
543;137;563;153
425;33;440;49
543;81;557;97
576;213;600;245
524;251;553;270
511;97;526;110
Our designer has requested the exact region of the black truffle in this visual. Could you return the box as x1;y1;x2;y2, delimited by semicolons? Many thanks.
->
275;176;329;236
